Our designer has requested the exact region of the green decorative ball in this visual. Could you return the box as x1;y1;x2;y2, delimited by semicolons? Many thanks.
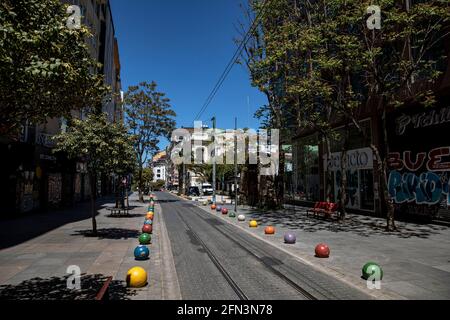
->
139;233;151;245
362;262;383;280
229;212;236;218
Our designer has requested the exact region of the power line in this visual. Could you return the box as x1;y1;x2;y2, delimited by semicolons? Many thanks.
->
193;0;271;122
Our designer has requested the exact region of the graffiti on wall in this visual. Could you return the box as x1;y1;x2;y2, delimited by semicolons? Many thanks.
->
48;173;62;205
388;147;450;206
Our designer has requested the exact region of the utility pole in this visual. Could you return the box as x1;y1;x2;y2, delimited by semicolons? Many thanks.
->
212;116;216;205
234;117;238;213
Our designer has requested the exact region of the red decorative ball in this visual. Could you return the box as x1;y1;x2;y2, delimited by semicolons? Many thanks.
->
142;225;153;234
221;208;228;215
315;243;330;258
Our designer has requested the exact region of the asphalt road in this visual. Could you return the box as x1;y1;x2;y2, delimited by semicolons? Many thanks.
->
157;192;372;300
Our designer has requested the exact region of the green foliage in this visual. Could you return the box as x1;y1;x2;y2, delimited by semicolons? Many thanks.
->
53;113;136;177
0;0;110;134
125;81;177;160
124;81;176;199
242;0;450;131
188;164;236;183
150;180;165;190
141;167;154;186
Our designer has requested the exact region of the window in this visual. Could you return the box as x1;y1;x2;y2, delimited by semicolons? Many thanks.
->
293;135;320;202
330;121;372;153
360;169;375;210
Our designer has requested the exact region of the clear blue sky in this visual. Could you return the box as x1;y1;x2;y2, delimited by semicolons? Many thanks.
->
110;0;267;150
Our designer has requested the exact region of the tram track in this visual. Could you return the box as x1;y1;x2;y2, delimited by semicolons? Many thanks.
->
173;206;249;300
172;203;317;300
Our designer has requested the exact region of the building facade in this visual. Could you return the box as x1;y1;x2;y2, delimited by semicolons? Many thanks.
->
151;151;168;184
0;0;122;216
290;18;450;222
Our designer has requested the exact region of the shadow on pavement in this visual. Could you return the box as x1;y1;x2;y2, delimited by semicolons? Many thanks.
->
0;274;135;300
71;228;140;240
243;208;449;239
156;200;180;203
106;213;146;219
0;197;116;250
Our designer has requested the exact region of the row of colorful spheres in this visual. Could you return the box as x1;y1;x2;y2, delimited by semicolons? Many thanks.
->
126;195;156;288
207;202;383;281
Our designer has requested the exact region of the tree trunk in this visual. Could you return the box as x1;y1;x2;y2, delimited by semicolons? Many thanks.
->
276;148;285;207
115;179;120;209
138;166;144;203
339;148;348;221
369;143;396;231
381;106;396;231
89;172;97;236
339;126;351;221
324;136;333;202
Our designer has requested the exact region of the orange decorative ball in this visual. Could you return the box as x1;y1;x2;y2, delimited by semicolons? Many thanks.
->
146;213;154;220
265;226;275;235
211;204;217;210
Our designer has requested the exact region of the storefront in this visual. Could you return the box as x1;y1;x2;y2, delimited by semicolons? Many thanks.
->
291;119;377;213
324;147;375;212
387;102;450;220
292;134;320;202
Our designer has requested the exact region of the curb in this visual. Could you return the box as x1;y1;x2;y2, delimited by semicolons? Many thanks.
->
155;196;182;300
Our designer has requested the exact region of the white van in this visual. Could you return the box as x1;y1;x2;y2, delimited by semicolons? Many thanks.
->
201;183;214;195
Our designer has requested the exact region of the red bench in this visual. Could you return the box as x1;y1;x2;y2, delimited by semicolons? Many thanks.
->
307;202;339;219
95;276;113;300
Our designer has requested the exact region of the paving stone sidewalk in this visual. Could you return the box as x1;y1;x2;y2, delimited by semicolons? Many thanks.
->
0;193;180;300
194;200;450;300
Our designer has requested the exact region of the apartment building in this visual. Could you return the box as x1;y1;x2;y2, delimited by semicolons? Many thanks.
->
0;0;123;215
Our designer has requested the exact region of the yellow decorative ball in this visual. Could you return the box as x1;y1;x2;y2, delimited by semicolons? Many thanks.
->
126;267;147;288
146;212;154;220
249;220;258;228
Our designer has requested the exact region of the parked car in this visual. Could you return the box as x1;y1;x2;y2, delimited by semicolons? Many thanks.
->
201;183;214;195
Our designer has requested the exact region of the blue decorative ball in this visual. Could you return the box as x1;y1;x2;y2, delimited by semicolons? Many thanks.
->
144;219;153;225
134;245;150;260
216;206;222;212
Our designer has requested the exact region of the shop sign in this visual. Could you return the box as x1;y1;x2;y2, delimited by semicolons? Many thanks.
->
324;147;374;171
395;106;450;136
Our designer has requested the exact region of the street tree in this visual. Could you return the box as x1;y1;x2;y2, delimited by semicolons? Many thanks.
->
53;113;136;235
359;0;449;230
236;0;293;208
0;0;109;135
240;0;449;230
125;81;176;202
